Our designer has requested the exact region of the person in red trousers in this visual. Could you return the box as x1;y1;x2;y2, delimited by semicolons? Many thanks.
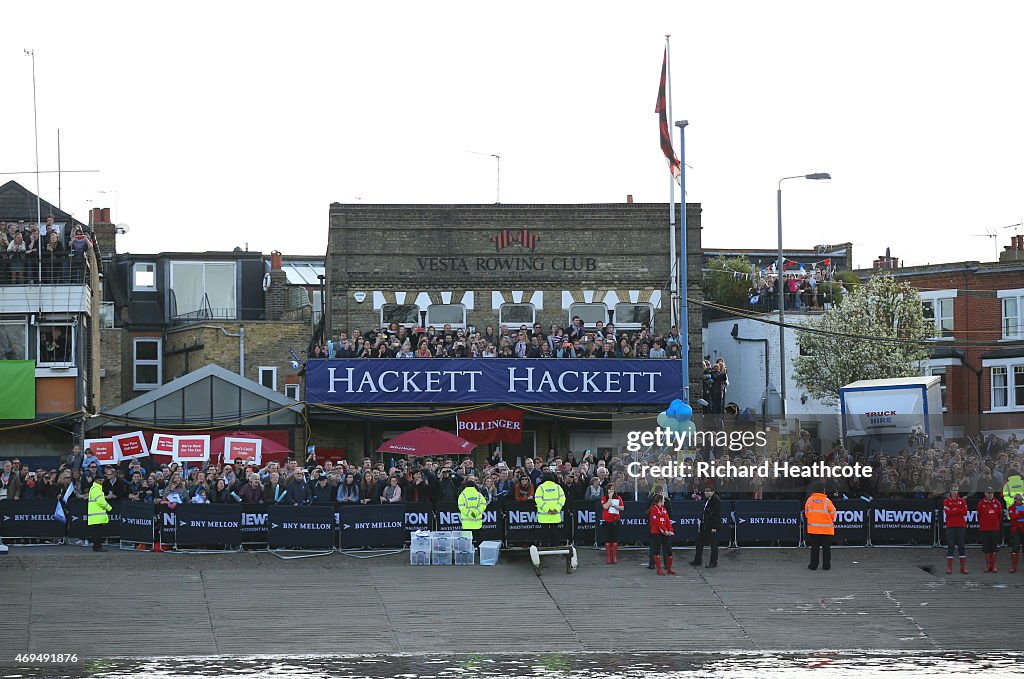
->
943;485;968;575
601;483;624;564
977;487;1004;573
648;494;675;576
1009;494;1024;574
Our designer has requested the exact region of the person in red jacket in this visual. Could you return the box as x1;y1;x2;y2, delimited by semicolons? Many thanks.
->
943;485;969;575
648;494;675;576
978;487;1004;573
601;483;624;564
1009;494;1024;574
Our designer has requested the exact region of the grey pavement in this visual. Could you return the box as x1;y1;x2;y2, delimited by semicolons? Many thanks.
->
1;544;1022;659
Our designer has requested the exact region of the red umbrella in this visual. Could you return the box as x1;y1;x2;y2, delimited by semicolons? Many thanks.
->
377;427;476;457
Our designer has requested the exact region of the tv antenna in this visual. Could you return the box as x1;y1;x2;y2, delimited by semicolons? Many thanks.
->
467;150;501;204
970;228;1000;260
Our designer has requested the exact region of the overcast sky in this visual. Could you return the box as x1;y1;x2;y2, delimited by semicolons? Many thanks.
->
4;1;1023;269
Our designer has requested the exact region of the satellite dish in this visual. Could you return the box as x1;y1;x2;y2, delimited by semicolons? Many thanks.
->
115;223;130;234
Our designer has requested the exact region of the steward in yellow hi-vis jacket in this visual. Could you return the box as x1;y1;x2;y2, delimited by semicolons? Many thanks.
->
88;475;112;552
535;472;566;546
458;479;487;531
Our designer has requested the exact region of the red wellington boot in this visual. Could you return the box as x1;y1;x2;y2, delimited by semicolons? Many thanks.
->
960;556;968;575
666;555;677;575
946;557;953;574
991;553;998;573
654;556;666;576
1011;553;1019;573
605;543;613;564
611;543;618;564
984;553;992;573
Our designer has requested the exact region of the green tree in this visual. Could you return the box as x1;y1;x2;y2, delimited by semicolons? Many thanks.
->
793;272;931;405
703;256;755;308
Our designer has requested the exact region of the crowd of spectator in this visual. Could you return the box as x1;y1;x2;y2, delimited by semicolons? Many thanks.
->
0;216;93;285
1;431;1021;519
310;318;682;361
745;268;848;313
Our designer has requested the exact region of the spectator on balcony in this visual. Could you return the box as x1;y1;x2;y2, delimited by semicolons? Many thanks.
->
526;336;543;358
69;227;92;281
23;225;39;283
7;232;27;284
619;337;635;359
397;341;415;358
649;339;667;359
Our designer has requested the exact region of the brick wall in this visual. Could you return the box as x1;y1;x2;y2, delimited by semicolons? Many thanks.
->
324;202;705;398
99;328;125;409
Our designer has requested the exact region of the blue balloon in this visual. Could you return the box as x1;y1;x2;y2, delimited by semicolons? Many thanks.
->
676;403;693;421
656;411;671;428
669;399;685;412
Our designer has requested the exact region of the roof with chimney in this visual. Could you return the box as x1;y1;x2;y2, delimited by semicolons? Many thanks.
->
0;180;87;229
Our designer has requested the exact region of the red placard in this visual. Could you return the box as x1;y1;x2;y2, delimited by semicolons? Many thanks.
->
113;431;150;460
456;409;524;445
84;438;118;464
152;433;176;455
173;435;210;462
223;437;262;465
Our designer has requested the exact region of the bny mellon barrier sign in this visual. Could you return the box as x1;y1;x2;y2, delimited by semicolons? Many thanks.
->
304;359;682;404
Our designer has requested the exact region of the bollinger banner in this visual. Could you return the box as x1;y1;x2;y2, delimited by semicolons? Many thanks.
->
223;437;263;465
456;409;523;444
173;435;211;463
84;437;118;464
305;358;682;404
113;431;150;460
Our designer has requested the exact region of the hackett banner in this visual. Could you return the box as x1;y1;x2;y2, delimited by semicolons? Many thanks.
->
305;359;682;404
456;409;523;444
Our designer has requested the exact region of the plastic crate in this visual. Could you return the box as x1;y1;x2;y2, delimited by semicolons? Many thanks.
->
454;549;476;566
410;549;431;566
431;549;453;565
431;533;453;553
479;540;501;566
410;531;432;553
453;536;473;553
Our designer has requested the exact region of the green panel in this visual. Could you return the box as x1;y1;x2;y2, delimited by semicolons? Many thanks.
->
0;360;36;420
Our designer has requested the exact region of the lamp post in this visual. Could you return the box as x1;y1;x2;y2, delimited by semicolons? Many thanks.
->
777;172;830;418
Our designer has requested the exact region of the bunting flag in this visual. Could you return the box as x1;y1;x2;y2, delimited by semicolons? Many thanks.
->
655;48;681;181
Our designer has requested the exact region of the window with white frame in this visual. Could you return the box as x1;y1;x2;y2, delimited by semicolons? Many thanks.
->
132;263;156;291
284;383;299;400
169;261;236;319
998;289;1024;339
568;303;608;328
426;304;466;329
99;302;115;329
925;366;948;411
380;304;420;327
0;320;29;360
259;366;277;391
986;360;1024;411
38;323;74;366
920;290;956;338
133;337;162;390
499;303;535;326
614;303;653;329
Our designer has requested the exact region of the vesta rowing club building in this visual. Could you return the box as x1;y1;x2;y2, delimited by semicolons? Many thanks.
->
312;202;702;461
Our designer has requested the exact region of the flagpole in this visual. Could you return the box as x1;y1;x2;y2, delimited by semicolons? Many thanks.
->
676;119;689;404
665;36;678;331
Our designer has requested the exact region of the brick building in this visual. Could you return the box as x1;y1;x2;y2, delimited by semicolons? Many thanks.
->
854;238;1024;438
312;201;702;461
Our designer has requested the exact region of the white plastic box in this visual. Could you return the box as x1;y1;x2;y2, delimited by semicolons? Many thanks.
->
479;540;501;566
454;549;476;565
431;549;453;565
410;531;432;553
410;550;430;566
430;533;452;553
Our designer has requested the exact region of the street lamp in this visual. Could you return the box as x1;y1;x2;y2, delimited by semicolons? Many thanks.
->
777;172;831;417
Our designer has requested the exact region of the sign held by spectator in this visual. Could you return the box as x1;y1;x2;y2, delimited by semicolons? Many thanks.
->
84;437;118;464
113;431;150;460
223;437;263;465
173;435;211;463
151;433;176;456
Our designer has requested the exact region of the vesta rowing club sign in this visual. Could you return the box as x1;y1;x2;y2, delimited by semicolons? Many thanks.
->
305;359;682;404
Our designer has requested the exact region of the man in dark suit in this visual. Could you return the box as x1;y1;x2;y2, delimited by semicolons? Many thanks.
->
690;485;722;568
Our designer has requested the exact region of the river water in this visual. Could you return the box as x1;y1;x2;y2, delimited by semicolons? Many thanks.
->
3;652;1021;679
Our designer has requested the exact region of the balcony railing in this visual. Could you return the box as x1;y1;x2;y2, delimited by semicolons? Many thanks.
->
0;251;91;286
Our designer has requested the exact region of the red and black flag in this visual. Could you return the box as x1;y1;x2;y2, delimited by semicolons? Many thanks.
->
655;48;681;181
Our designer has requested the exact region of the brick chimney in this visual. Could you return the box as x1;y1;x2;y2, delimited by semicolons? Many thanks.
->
264;250;289;321
872;247;900;270
626;194;634;204
90;207;117;256
999;234;1024;263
